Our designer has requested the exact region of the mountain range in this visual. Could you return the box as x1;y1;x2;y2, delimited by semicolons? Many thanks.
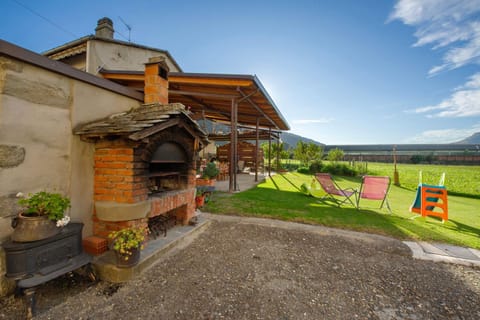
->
454;132;480;144
201;120;480;147
279;132;324;149
281;131;480;146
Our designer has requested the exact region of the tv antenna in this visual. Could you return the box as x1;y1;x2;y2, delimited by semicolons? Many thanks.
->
118;16;132;42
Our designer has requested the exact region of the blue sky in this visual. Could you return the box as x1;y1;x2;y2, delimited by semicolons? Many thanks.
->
1;0;480;144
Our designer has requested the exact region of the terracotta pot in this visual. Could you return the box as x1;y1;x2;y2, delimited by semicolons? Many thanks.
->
195;195;205;208
196;178;216;187
11;213;60;242
115;248;141;268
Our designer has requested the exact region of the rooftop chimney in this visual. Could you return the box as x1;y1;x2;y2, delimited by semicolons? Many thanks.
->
144;56;170;104
95;17;114;39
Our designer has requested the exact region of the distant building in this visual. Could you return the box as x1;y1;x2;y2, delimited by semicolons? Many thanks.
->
324;144;480;164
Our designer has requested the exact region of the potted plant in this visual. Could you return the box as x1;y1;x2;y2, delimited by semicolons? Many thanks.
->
195;187;207;208
108;227;146;268
12;191;71;242
203;162;219;179
196;162;219;186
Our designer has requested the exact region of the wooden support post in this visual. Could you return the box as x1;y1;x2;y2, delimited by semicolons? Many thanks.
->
276;134;281;171
255;117;259;182
229;98;238;192
268;127;272;177
393;145;400;186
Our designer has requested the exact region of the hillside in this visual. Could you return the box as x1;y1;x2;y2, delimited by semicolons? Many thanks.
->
198;120;324;148
279;132;324;149
454;132;480;144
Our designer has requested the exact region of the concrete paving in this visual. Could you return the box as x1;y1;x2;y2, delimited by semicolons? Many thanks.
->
403;241;480;267
92;214;211;282
214;172;270;192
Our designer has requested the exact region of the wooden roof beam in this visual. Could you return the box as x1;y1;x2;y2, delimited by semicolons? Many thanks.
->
169;89;238;100
169;74;253;87
173;92;232;119
102;73;145;82
237;88;278;129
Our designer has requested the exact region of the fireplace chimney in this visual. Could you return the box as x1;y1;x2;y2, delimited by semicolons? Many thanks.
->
95;17;114;39
144;56;169;104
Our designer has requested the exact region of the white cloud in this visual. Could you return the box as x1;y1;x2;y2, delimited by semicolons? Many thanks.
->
292;118;333;124
405;123;480;143
410;72;480;117
391;2;480;118
390;0;480;75
460;71;480;89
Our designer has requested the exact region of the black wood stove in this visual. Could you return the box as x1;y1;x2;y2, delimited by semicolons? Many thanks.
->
2;223;93;318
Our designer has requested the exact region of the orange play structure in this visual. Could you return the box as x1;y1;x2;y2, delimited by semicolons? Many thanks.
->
410;184;448;222
409;171;448;222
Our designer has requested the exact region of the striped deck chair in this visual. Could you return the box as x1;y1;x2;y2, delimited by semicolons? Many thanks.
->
315;173;357;207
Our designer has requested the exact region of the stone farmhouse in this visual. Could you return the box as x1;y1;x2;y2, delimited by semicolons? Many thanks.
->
0;18;289;295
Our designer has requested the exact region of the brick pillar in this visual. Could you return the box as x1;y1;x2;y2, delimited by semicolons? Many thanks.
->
94;145;148;204
144;56;169;104
92;143;150;237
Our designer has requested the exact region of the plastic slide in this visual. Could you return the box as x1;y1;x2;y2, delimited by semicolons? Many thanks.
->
409;172;448;222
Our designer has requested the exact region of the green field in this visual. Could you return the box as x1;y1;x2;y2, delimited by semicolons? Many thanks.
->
206;166;480;249
366;162;480;198
281;160;480;197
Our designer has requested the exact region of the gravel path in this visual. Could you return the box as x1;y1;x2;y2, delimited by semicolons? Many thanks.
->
1;216;479;319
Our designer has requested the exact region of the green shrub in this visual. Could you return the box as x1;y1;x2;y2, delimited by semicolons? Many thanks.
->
18;191;70;221
322;163;357;176
300;182;311;195
297;167;310;174
202;162;219;179
410;155;423;164
309;160;323;173
283;163;300;171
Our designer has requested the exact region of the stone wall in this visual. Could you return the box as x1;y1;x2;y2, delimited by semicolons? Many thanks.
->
0;51;141;296
86;41;181;74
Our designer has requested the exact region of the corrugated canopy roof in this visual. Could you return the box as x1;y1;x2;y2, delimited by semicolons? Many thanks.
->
100;70;290;131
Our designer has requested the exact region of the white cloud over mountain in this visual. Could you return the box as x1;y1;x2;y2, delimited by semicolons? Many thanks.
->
405;123;480;143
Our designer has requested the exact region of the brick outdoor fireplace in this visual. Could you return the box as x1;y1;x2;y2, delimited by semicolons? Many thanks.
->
75;57;208;239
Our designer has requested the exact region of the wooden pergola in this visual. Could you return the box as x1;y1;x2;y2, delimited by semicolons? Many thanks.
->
101;70;290;192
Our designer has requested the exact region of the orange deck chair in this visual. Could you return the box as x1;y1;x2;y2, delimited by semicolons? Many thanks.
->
357;175;391;212
315;173;357;207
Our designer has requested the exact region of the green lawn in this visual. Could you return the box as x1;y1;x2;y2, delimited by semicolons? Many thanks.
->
205;171;480;249
366;162;480;198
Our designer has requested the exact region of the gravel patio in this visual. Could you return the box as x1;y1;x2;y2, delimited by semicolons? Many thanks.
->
1;214;479;319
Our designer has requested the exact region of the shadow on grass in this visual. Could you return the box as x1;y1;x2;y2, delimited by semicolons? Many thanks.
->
270;175;281;190
277;173;302;191
209;183;480;248
447;219;480;239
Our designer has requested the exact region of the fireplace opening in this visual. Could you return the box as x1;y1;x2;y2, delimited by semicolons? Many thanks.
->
148;209;176;238
148;142;189;195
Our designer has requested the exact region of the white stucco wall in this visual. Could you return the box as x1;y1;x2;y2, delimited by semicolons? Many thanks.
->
86;40;181;74
0;55;140;243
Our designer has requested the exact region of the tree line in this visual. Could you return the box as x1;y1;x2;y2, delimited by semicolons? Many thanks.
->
261;141;345;169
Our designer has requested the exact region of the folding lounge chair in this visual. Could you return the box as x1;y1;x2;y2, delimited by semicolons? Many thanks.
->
315;173;357;207
357;175;391;212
